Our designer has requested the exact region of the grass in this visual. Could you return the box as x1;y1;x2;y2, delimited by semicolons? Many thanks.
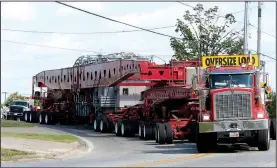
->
1;119;35;127
1;132;78;143
1;148;36;161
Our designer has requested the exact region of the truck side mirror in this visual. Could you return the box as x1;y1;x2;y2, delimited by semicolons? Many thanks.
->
34;91;41;99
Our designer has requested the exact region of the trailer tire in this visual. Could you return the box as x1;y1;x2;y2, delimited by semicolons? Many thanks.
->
143;123;153;140
24;111;29;122
115;120;122;136
39;112;45;124
139;122;145;139
257;128;270;151
165;122;173;144
45;113;52;125
157;123;166;144
121;120;131;137
93;118;101;132
100;117;109;133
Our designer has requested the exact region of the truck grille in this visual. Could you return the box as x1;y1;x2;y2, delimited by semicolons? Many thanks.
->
10;106;23;113
213;91;252;120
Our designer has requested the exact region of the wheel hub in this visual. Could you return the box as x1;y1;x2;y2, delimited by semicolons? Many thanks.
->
157;128;160;142
144;125;146;138
25;113;27;121
39;114;42;123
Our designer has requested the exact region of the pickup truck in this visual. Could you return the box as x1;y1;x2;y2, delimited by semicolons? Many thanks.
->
6;100;34;121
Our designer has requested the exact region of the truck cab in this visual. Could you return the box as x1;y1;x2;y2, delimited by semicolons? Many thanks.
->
196;54;271;152
6;100;34;121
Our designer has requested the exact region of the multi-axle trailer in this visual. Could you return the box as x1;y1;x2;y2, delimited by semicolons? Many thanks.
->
24;52;275;152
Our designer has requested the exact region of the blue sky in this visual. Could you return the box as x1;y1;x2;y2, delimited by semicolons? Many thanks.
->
1;2;276;102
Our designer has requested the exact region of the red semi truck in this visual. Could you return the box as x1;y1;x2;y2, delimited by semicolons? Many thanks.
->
26;53;274;153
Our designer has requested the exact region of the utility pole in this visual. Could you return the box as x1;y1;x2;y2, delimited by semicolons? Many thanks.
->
1;92;8;102
243;1;249;54
257;2;265;81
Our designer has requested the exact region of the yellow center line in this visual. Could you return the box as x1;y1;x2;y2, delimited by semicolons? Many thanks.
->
121;153;212;167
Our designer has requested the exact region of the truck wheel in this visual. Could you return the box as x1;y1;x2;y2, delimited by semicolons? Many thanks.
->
29;112;34;123
139;122;145;139
157;123;166;144
196;124;217;153
39;112;45;124
121;120;131;137
257;128;270;151
143;123;153;140
115;120;122;136
165;122;173;144
155;123;159;143
24;112;29;122
270;121;276;140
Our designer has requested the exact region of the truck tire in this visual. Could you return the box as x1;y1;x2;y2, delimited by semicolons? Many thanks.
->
270;120;276;140
257;128;270;151
29;112;34;123
121;120;131;137
143;123;153;140
115;119;122;136
24;111;29;122
157;123;166;144
39;112;45;124
139;122;145;139
165;122;173;144
196;124;217;153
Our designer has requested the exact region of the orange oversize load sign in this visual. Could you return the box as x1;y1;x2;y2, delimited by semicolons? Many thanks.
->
202;54;259;68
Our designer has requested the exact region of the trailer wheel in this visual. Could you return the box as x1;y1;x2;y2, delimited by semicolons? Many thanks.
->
45;113;52;125
270;120;276;140
100;117;108;133
24;112;29;122
139;122;145;139
257;128;270;151
93;118;101;132
121;120;131;137
29;112;34;123
157;123;166;144
165;123;173;144
115;120;122;136
39;112;45;124
143;123;153;140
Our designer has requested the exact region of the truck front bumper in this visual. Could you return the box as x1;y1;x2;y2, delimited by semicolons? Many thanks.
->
199;119;269;133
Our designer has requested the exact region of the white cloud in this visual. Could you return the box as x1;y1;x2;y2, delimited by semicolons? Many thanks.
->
1;2;36;21
56;2;103;16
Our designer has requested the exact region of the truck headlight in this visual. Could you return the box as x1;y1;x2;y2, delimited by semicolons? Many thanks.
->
257;112;264;119
202;114;210;121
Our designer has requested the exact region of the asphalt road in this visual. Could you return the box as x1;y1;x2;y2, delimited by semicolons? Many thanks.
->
2;124;276;167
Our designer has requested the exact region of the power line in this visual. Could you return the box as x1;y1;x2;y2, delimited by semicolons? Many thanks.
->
55;2;182;40
2;40;101;53
178;2;275;38
249;49;276;60
1;25;175;35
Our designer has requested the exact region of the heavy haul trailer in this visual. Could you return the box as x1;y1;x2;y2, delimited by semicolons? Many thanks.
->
94;60;204;144
29;53;154;125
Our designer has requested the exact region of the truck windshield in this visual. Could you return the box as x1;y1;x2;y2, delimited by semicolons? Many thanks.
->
210;73;253;89
10;101;28;107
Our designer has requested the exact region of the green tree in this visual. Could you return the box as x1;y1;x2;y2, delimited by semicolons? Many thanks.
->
3;92;27;107
267;92;276;118
170;4;244;60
